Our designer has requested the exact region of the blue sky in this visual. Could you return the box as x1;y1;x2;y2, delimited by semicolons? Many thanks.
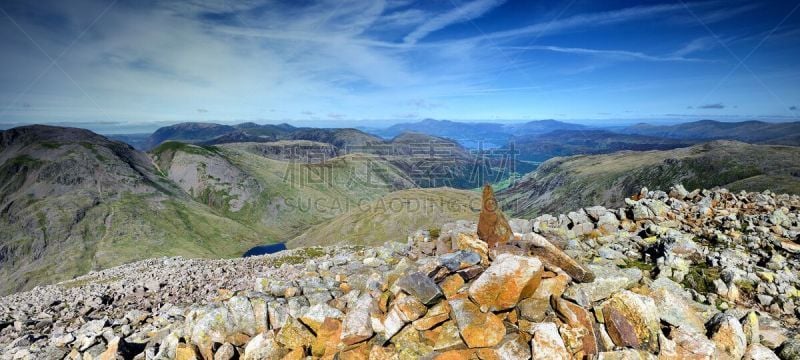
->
0;0;799;132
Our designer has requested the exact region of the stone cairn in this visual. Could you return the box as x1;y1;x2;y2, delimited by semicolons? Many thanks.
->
2;185;800;359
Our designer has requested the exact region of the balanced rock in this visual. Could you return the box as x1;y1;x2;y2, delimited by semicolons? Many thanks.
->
477;184;513;247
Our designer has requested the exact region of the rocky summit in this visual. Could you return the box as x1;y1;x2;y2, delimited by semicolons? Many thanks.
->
2;186;800;360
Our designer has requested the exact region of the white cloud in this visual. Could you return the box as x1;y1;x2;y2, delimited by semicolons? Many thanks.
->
474;3;687;42
0;0;785;127
509;45;708;62
403;0;506;44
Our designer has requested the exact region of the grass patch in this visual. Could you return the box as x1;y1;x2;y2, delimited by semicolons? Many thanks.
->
152;141;221;157
39;142;62;149
267;247;327;266
4;155;43;167
623;259;656;272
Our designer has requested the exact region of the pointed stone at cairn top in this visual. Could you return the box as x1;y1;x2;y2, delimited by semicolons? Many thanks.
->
477;184;512;248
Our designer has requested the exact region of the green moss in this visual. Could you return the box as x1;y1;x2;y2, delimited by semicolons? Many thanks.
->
734;279;755;293
682;263;720;294
428;227;440;239
622;259;656;272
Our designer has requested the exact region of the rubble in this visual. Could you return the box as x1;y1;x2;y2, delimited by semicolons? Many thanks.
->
1;186;799;359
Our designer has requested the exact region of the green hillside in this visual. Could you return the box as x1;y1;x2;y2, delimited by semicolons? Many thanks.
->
499;141;800;218
288;187;480;248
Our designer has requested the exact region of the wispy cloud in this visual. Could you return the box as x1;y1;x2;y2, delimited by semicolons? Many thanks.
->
0;0;793;127
507;45;708;62
403;0;506;44
673;3;760;25
671;36;719;57
473;3;688;43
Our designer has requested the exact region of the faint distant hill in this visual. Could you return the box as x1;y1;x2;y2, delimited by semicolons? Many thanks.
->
143;122;382;150
508;129;696;162
623;120;800;145
362;119;587;148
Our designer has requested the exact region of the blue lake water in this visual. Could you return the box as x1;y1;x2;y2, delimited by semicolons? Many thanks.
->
243;243;287;257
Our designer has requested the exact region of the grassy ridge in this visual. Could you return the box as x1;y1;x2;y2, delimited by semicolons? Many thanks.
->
499;141;800;218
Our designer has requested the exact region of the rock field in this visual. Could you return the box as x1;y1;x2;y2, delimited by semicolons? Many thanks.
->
1;184;800;359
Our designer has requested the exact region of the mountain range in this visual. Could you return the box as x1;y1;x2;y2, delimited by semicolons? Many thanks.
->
624;119;800;144
2;119;800;294
0;125;509;293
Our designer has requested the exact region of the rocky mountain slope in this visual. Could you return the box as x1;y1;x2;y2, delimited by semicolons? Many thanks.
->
2;185;799;359
0;126;269;295
150;140;420;241
499;141;800;218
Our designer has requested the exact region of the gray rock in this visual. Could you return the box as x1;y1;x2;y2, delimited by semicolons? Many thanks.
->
563;264;642;305
394;271;443;305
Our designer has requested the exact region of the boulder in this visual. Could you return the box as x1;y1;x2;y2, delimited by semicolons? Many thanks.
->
394;272;443;305
449;298;505;348
468;253;543;311
708;314;747;360
494;333;532;360
299;303;344;333
666;326;717;359
563;264;641;306
413;301;450;330
650;288;705;334
341;294;374;345
242;331;288;360
553;297;598;357
530;322;570;360
311;318;341;357
213;343;236;360
778;339;800;360
276;317;314;350
601;291;660;353
743;344;780;360
521;232;595;282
